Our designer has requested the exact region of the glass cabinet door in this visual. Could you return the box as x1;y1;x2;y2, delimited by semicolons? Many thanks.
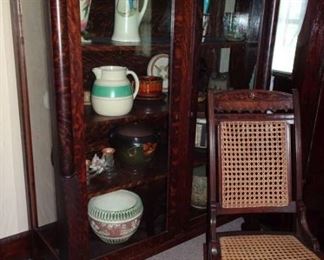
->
190;0;279;223
199;0;268;92
81;0;172;256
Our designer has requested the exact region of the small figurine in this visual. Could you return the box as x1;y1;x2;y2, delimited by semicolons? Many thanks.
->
101;147;116;177
86;147;116;184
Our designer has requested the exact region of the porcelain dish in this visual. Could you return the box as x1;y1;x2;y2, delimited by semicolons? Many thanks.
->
147;54;169;93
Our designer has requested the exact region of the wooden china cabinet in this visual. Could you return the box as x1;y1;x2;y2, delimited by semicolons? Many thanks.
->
35;0;278;259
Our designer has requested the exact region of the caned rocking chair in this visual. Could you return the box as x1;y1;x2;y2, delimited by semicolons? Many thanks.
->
206;89;322;259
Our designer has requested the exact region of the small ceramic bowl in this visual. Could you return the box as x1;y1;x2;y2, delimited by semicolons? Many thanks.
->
138;76;163;97
88;189;143;244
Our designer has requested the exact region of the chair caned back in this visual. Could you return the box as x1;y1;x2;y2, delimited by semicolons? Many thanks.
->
220;120;290;209
208;90;300;214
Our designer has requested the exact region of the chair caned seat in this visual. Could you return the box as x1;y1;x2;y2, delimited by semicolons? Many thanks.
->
220;234;320;260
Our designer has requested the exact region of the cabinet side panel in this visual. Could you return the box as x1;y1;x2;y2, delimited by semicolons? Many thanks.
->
49;0;88;258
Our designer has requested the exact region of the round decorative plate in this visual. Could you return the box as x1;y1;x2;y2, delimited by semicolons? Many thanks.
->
147;54;169;93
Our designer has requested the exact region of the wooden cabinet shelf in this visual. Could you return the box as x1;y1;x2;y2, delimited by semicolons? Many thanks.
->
85;100;168;127
89;216;166;259
190;207;207;221
87;163;168;199
201;38;258;49
89;228;149;259
82;37;171;52
85;101;169;155
36;223;60;259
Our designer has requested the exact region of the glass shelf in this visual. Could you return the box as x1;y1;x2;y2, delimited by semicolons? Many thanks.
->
87;156;168;199
84;100;169;156
201;37;258;48
85;99;168;126
89;214;166;259
82;36;171;52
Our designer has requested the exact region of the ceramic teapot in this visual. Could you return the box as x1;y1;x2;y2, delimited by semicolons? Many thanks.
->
91;66;139;116
111;0;148;43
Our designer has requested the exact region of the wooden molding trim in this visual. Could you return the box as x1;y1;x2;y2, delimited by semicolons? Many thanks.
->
10;0;38;229
0;231;32;259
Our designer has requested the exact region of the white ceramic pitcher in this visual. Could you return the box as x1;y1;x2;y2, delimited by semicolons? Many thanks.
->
111;0;148;43
91;66;139;116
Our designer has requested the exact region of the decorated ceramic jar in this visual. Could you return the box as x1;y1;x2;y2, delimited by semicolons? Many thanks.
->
79;0;92;42
110;123;158;168
191;165;207;209
88;189;143;244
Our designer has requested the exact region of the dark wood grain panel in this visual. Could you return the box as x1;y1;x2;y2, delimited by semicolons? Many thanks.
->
56;175;89;259
49;0;86;179
293;0;324;248
167;0;201;232
210;89;293;112
293;0;324;176
50;0;74;178
49;0;88;259
0;231;32;260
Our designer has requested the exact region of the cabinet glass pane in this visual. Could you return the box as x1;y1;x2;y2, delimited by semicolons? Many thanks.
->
192;0;266;219
81;0;171;254
199;0;264;91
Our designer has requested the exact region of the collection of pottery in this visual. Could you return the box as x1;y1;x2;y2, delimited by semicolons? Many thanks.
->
88;189;143;244
80;1;161;244
79;1;167;115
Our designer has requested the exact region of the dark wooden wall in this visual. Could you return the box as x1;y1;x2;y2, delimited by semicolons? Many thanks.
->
293;0;324;248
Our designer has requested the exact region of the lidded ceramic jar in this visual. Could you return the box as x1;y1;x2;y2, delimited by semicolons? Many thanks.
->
138;76;163;97
110;123;158;168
